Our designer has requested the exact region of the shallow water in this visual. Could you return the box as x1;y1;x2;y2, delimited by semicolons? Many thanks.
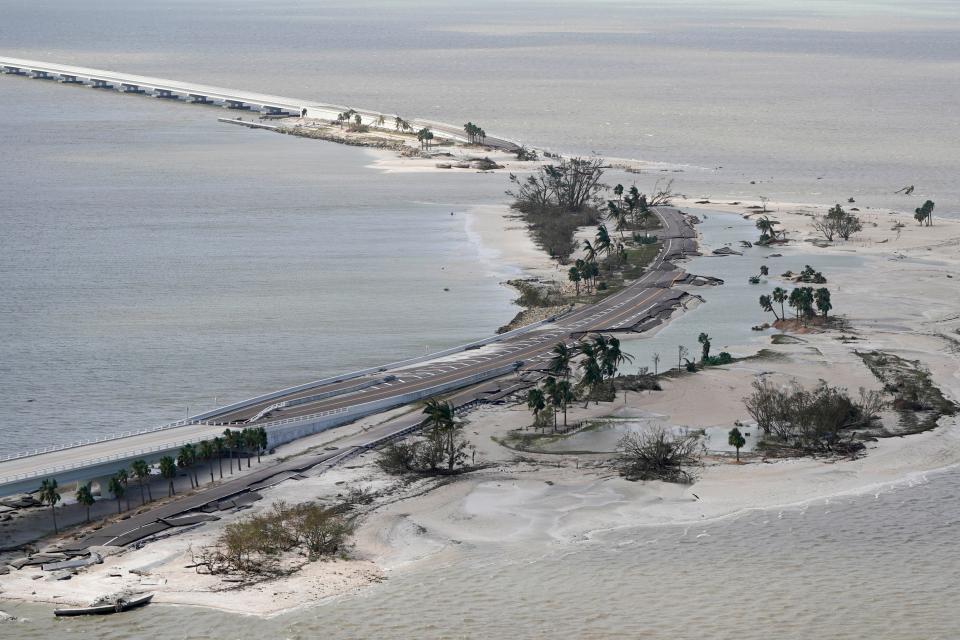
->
4;464;958;639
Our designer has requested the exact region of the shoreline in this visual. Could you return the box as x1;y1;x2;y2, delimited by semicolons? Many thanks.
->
4;193;959;616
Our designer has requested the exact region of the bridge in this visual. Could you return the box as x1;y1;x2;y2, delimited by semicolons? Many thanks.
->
0;206;698;499
0;56;521;151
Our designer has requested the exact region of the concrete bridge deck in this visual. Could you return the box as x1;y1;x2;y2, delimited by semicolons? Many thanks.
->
0;56;521;150
0;196;697;496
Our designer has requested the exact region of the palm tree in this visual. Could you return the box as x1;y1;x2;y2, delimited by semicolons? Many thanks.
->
698;332;711;363
542;376;560;430
422;399;457;471
582;239;597;264
223;429;236;474
115;467;130;511
526;388;546;429
75;483;95;523
243;428;256;468
108;474;125;514
547;342;574;380
177;447;194;489
353;113;362;127
755;216;779;243
131;459;151;504
255;427;268;463
772;287;788;320
375;114;385;127
417;127;434;149
578;351;604;407
394;115;403;131
595;225;613;259
601;336;633;379
555;379;574;426
39;478;61;533
198;440;215;484
159;455;177;497
212;436;225;479
815;287;832;318
759;294;779;320
652;352;661;376
567;265;582;296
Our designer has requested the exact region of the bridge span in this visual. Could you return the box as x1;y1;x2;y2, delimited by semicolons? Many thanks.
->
0;56;521;150
0;100;697;497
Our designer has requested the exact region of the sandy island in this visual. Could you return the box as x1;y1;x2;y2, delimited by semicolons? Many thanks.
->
2;149;959;618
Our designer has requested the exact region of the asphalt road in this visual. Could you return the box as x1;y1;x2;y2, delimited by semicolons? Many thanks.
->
0;207;696;489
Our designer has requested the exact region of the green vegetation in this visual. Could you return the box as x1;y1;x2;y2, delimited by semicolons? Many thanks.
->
755;216;784;244
617;427;702;484
377;399;473;475
416;127;434;149
108;473;126;514
159;455;177;497
812;204;863;241
507;158;669;266
75;483;95;523
131;458;151;504
758;284;833;326
728;427;746;462
197;501;353;576
39;478;61;533
524;336;635;430
744;379;883;455
463;122;486;144
914;200;935;226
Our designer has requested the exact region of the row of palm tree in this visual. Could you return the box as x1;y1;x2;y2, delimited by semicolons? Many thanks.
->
569;225;628;295
463;122;486;144
416;127;434;149
35;426;269;533
759;286;832;323
527;337;634;429
606;184;654;231
336;109;361;128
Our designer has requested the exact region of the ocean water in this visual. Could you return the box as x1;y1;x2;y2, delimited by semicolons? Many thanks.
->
0;80;519;454
2;1;959;636
4;464;958;639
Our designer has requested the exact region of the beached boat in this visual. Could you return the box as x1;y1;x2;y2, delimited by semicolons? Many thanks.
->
53;593;153;617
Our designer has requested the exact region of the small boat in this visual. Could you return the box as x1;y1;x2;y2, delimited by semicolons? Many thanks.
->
54;593;153;617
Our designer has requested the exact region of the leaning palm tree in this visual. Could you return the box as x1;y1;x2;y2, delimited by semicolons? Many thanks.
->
547;342;574;379
595;224;613;258
578;350;605;407
759;294;778;320
39;478;61;533
75;483;95;523
601;336;633;379
108;474;125;515
772;287;788;320
131;459;151;504
582;239;597;264
159;455;177;497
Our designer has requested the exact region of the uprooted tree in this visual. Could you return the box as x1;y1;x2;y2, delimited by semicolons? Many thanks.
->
617;426;703;484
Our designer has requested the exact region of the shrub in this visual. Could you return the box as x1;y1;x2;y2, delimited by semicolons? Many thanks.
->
617;427;702;483
744;379;882;454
